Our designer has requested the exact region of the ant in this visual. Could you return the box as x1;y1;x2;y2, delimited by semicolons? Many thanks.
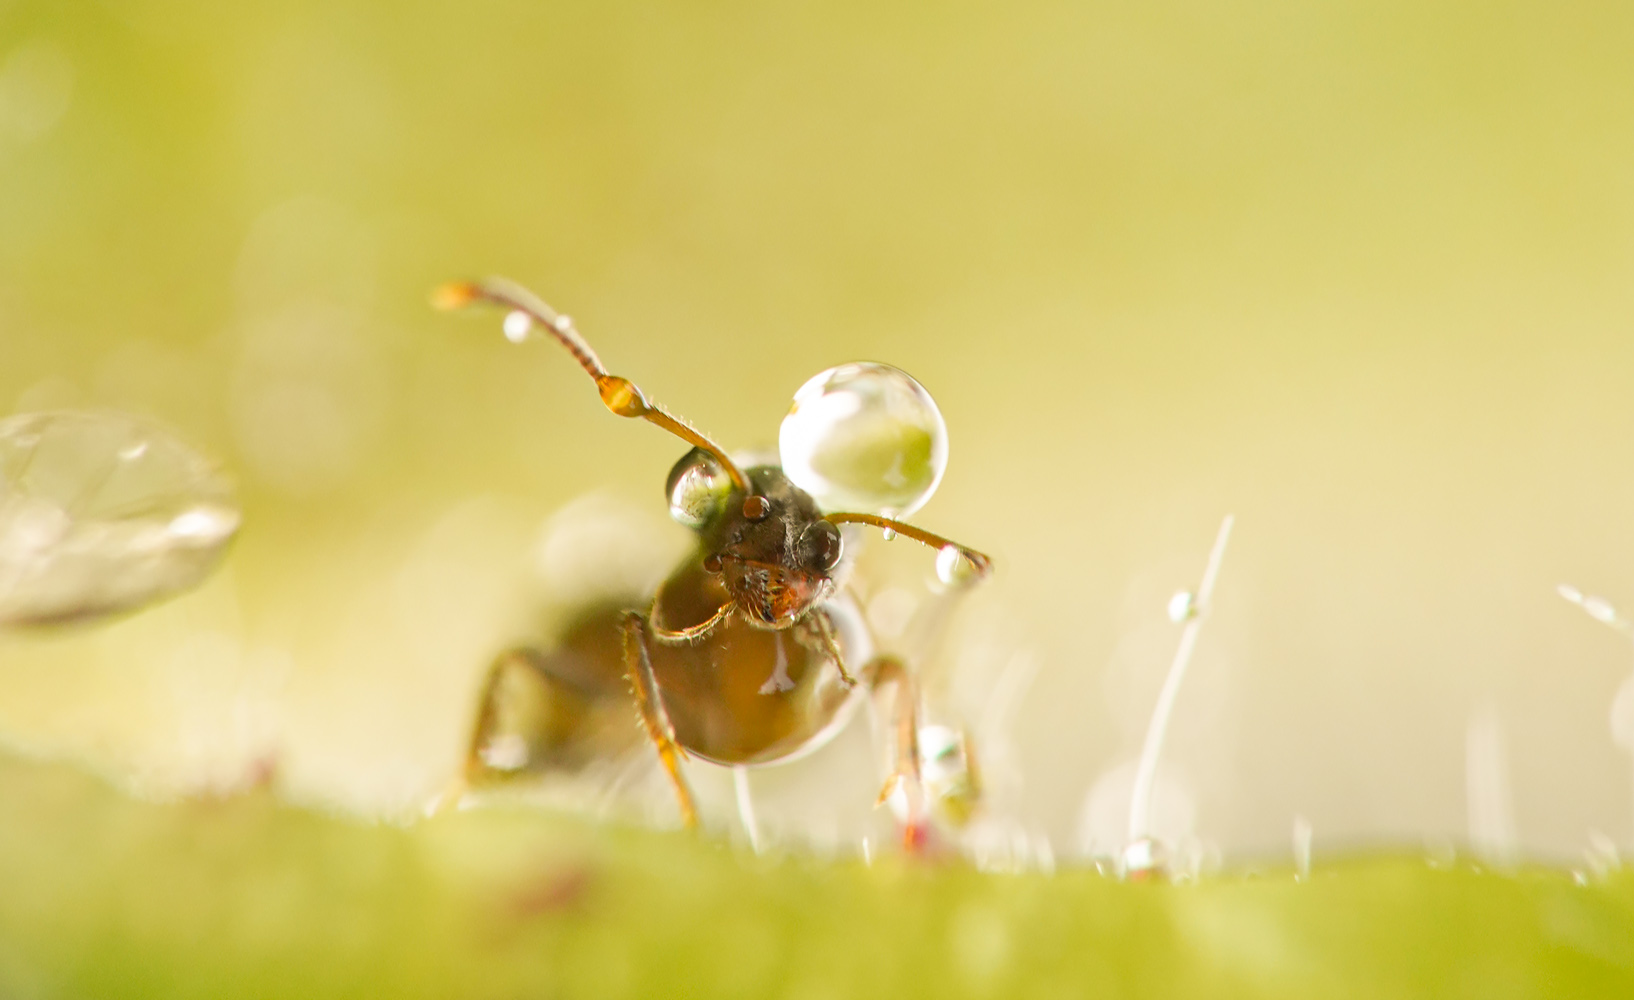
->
434;278;991;833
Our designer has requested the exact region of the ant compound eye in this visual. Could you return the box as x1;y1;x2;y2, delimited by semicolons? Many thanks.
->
742;494;773;521
778;362;948;520
803;520;844;572
666;447;732;528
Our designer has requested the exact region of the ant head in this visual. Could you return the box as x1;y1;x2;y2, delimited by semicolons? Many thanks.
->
679;463;844;628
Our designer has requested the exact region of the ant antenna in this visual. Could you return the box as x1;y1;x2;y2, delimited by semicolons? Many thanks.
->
433;277;752;495
822;512;992;579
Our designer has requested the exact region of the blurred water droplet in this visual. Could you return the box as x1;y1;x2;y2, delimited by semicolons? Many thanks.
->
936;543;978;586
866;586;917;639
1168;590;1197;622
1121;836;1164;880
503;310;531;343
778;362;947;518
1558;583;1584;605
1584;595;1620;625
0;411;239;626
556;314;575;333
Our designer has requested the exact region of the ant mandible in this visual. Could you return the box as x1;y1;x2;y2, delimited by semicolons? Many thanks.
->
434;277;991;830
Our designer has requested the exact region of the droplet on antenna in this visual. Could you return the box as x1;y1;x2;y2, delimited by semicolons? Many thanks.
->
936;544;978;586
502;310;531;343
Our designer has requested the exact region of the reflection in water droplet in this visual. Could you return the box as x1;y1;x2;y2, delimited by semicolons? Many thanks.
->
503;310;531;344
778;362;947;518
167;505;241;544
665;446;732;528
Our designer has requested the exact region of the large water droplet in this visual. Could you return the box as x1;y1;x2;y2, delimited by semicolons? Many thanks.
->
0;411;240;626
665;446;732;529
778;362;947;518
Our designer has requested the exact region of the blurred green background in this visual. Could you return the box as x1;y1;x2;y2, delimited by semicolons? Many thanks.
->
3;0;1634;866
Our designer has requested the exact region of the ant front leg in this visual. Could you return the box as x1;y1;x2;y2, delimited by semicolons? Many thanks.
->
620;611;700;828
798;607;859;688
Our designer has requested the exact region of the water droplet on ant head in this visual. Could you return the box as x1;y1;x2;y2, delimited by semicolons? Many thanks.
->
665;447;732;529
502;310;531;343
936;544;978;586
778;362;948;518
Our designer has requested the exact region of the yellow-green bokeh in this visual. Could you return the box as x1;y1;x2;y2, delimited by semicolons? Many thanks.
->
4;0;1634;861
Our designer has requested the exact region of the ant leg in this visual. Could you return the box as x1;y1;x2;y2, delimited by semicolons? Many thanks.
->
427;647;548;813
648;600;735;646
620;611;700;828
463;647;552;779
804;608;859;688
867;655;929;850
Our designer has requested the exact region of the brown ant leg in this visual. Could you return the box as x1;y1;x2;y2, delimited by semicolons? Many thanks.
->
463;646;545;780
648;600;735;646
427;646;551;814
808;608;859;688
867;655;928;850
620;611;700;828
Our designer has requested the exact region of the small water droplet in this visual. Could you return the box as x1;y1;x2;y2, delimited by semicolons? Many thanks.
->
881;526;897;541
936;543;978;585
778;362;948;518
502;310;531;343
1121;837;1165;880
665;447;731;529
118;440;149;461
556;314;575;333
1167;590;1197;623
